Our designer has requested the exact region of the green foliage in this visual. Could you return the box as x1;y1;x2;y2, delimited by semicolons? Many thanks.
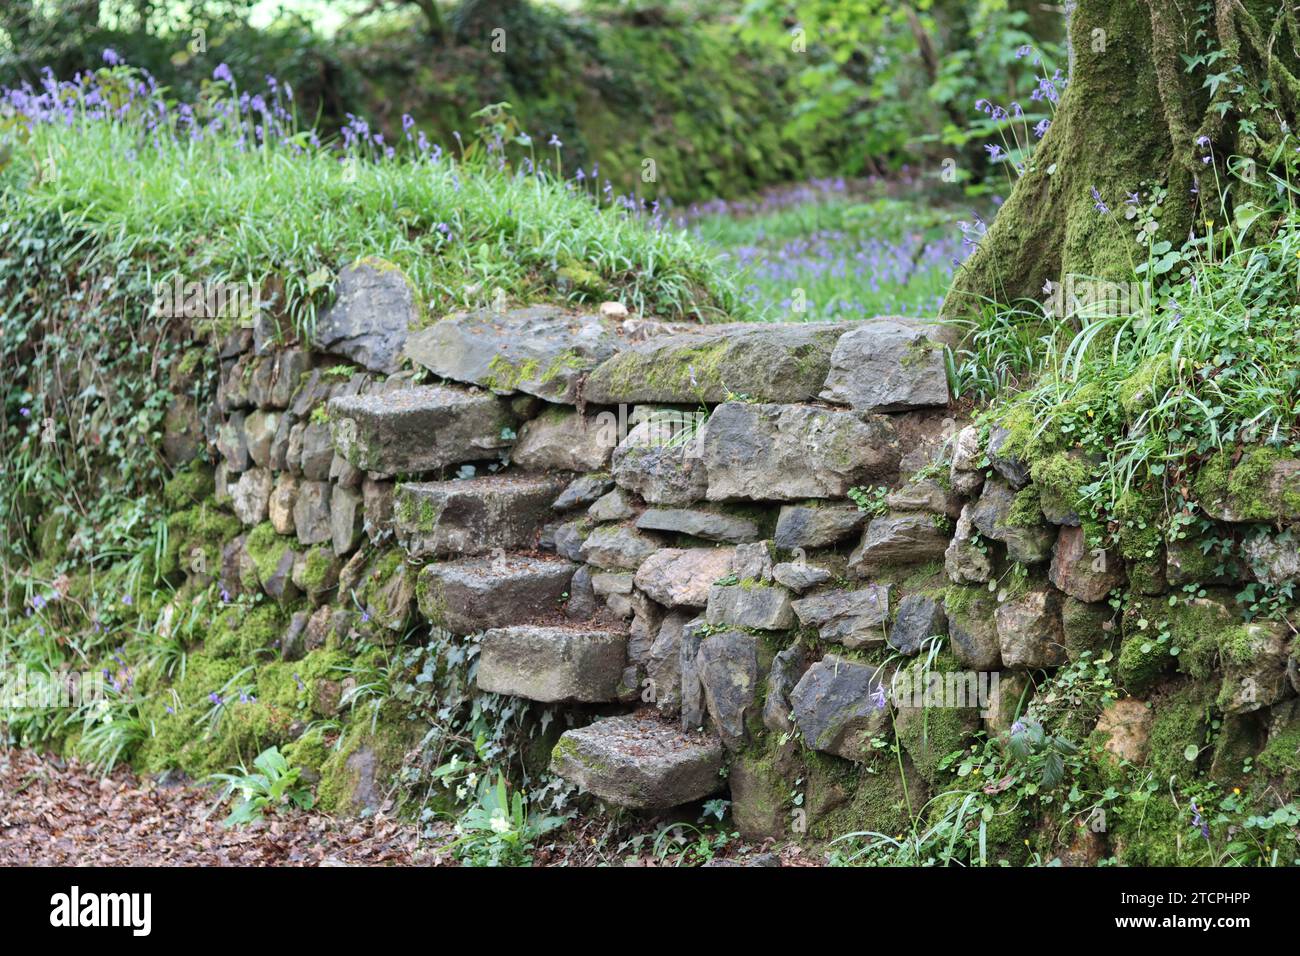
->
442;773;567;867
210;745;314;827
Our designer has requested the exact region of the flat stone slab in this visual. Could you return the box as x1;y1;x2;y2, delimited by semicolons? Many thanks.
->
478;625;627;702
633;547;736;608
819;318;951;412
394;474;568;558
550;713;725;808
703;402;899;501
792;586;892;648
584;322;852;405
403;305;620;404
416;555;575;634
329;384;515;476
635;507;762;544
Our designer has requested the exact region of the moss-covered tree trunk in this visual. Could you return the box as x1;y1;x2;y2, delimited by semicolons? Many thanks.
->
942;0;1300;320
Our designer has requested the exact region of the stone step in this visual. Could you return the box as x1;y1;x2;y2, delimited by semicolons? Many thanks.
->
328;384;516;477
477;625;628;702
393;474;569;558
402;305;621;404
550;712;725;809
416;554;576;635
584;322;851;405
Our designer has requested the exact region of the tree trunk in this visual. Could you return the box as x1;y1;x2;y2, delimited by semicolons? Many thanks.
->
941;0;1300;321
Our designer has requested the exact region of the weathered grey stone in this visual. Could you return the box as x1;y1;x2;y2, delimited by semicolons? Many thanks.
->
888;594;947;655
361;479;394;545
680;618;708;729
1218;620;1295;715
404;305;620;404
646;611;692;714
550;713;725;809
565;565;598;621
772;561;832;592
1243;527;1300;587
819;319;950;412
945;586;1002;670
627;590;664;665
996;587;1067;669
944;503;992;584
231;467;273;526
633;547;735;608
705;585;795;631
635;507;761;544
697;630;762;749
610;415;708;505
704;402;899;501
478;626;626;702
417;555;575;635
591;571;635;618
246;355;276;409
887;478;962;518
280;610;310;663
969;476;1055;564
268;473;299;535
550;518;592;562
578;523;660;571
267;412;295;472
791;586;891;648
222;356;252;410
773;501;866;550
329;451;363;490
553;474;613;512
848;513;950;576
290;368;331;418
586;322;850;405
394;474;567;558
161;395;202;466
311;261;417;373
732;541;775;583
949;424;984;496
986;425;1030;489
790;655;890;761
216;412;250;471
269;348;312;409
298;421;334;481
292;480;332;546
329;384;516;477
1050;526;1125;602
285;422;305;475
587;488;638;522
330;483;364;556
763;644;808;734
512;407;612;472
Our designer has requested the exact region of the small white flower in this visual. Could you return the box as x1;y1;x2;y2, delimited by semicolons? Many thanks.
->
489;810;512;834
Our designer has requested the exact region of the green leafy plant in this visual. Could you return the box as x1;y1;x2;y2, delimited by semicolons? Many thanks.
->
443;773;567;867
209;746;314;827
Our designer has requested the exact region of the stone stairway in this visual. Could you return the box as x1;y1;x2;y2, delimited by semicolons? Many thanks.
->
313;306;964;816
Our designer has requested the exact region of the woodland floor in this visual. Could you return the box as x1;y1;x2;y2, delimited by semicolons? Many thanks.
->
0;748;442;866
0;749;816;866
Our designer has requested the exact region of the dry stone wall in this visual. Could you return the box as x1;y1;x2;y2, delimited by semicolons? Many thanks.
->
175;263;1300;848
